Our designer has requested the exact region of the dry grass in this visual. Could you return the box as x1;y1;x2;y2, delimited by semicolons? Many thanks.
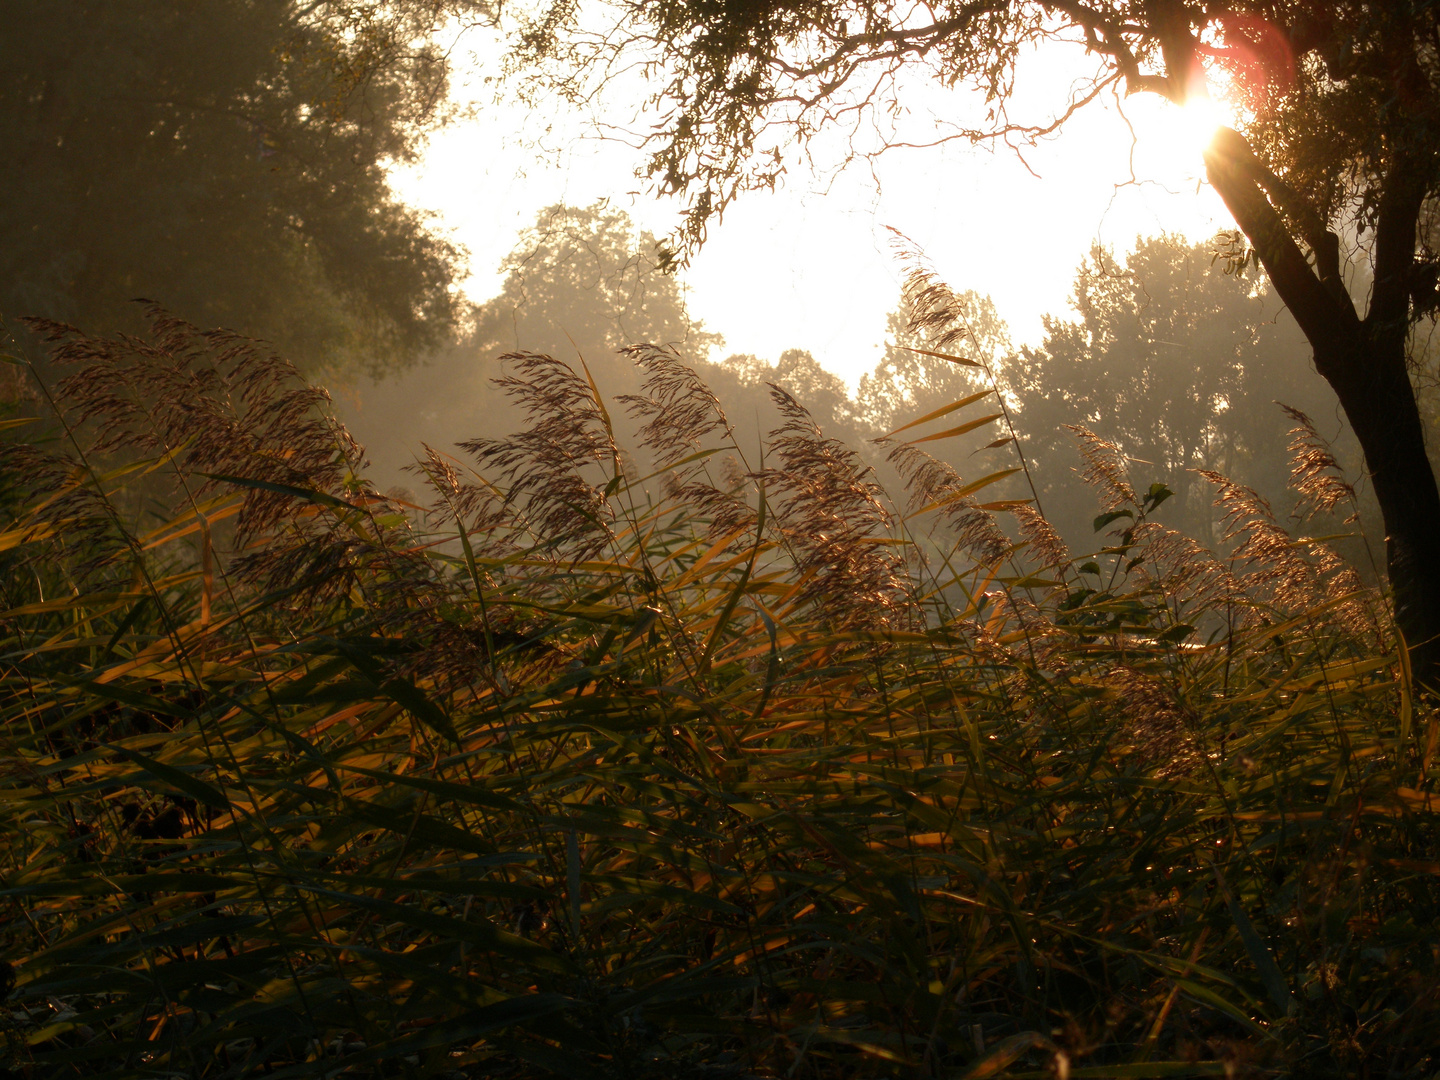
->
0;312;1437;1079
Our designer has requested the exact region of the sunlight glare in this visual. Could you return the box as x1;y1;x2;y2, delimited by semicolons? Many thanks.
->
1175;92;1226;155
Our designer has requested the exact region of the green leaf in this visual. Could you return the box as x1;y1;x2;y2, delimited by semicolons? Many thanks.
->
1156;623;1196;644
1214;863;1293;1015
1093;509;1135;532
566;827;582;933
702;487;766;672
999;574;1063;589
79;680;188;718
298;886;576;973
201;473;356;510
380;676;460;744
97;597;152;664
960;1031;1056;1077
106;744;231;810
336;763;524;812
1145;482;1175;511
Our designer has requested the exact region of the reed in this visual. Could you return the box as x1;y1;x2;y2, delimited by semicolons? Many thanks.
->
0;311;1435;1079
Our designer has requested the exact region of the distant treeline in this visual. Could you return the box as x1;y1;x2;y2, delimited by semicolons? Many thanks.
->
339;206;1382;569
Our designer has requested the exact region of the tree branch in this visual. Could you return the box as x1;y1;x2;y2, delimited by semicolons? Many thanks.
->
773;3;1011;83
1204;131;1347;304
1203;127;1360;373
1046;0;1176;100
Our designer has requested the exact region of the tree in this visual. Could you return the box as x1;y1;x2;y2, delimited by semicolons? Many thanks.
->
1004;235;1354;547
702;347;859;459
770;348;854;429
473;202;720;388
510;0;1440;682
856;290;1006;436
340;203;717;484
1;0;486;375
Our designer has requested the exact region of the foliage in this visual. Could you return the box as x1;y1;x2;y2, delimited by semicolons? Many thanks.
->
856;308;1000;436
1002;237;1362;550
0;0;486;375
1;308;1437;1079
503;0;1438;267
474;203;721;373
711;347;857;439
341;203;719;487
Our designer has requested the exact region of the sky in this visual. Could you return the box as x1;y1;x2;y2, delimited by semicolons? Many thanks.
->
388;27;1238;389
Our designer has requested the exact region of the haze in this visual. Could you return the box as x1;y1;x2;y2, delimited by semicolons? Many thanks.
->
388;31;1234;386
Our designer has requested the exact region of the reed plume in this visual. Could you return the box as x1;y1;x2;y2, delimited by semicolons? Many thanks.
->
1129;521;1244;617
33;309;362;542
886;227;974;354
10;310;373;601
1013;501;1069;570
1195;468;1372;630
1280;403;1358;523
1067;424;1137;512
459;351;620;560
1104;666;1203;778
882;439;1009;565
618;342;733;471
0;319;1424;1080
756;386;907;628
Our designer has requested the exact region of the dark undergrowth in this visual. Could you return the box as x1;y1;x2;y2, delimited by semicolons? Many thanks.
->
1;301;1438;1079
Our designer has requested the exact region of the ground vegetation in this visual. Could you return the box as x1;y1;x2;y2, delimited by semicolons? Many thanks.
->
1;294;1435;1077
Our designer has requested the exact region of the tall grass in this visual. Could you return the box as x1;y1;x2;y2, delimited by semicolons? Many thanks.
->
1;310;1437;1079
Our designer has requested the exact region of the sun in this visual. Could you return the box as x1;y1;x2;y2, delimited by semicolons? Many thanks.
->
1176;92;1226;153
1136;89;1228;171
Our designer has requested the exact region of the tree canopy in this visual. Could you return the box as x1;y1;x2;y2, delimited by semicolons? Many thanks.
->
2;0;487;374
473;202;720;383
856;290;1005;437
1004;235;1354;546
340;203;717;484
510;0;1440;682
510;2;1440;260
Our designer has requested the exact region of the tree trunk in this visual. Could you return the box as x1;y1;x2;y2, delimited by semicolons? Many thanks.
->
1204;130;1440;687
1327;329;1440;681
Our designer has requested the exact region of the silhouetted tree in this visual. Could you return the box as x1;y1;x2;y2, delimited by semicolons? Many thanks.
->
342;203;718;483
474;202;721;392
1;0;484;374
857;291;1006;436
696;347;861;470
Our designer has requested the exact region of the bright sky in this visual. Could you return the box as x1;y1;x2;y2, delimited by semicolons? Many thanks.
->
390;27;1237;388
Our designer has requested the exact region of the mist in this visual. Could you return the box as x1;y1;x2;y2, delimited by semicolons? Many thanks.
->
6;7;1440;1075
334;203;1378;575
